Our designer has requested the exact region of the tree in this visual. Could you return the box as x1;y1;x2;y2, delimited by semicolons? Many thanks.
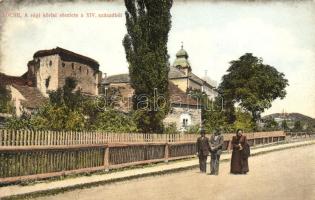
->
91;109;138;132
203;98;231;133
0;85;13;113
187;89;227;133
293;120;303;132
233;108;255;132
218;53;288;127
5;77;139;132
123;0;173;133
263;117;279;131
281;120;289;131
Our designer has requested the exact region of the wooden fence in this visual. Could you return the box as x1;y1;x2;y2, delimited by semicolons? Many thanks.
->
0;130;287;146
0;131;289;184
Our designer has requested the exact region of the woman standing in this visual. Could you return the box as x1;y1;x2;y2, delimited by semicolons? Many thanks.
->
230;129;249;174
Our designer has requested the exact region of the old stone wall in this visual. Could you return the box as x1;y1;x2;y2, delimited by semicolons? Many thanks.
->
58;59;101;96
163;105;201;131
35;55;60;97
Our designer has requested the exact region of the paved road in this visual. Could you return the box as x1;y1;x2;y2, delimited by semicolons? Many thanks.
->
35;145;315;200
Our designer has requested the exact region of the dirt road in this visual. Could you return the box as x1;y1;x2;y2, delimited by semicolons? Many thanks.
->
35;145;315;200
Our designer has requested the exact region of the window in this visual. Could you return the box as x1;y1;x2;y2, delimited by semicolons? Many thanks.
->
49;60;52;66
87;69;89;75
79;66;82;72
45;76;51;88
71;63;74;70
62;63;65;67
182;118;188;127
180;113;191;128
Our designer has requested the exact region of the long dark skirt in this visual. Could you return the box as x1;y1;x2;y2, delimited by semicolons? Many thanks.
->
230;150;249;174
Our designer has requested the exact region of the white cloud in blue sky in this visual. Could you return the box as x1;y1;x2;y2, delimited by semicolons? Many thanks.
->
1;1;314;117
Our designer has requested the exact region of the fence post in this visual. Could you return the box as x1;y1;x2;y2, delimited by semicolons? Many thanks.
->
104;145;110;171
3;129;7;146
164;143;169;163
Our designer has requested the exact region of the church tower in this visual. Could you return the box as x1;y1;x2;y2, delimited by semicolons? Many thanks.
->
172;43;192;76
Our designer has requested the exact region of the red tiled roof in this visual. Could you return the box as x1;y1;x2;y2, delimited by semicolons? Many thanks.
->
104;73;199;107
12;84;47;109
0;73;31;86
168;82;198;106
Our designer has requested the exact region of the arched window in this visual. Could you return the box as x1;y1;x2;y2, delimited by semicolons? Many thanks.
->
180;113;191;128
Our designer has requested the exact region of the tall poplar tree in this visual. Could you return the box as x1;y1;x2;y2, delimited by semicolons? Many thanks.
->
123;0;173;133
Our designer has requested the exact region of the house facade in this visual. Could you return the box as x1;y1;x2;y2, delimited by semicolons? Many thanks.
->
102;74;202;131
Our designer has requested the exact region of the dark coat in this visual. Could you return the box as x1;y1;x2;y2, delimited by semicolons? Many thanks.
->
230;135;249;174
196;136;210;157
209;134;224;152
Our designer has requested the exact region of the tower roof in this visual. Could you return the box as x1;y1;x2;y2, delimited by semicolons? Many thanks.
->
175;42;189;58
173;43;191;69
33;47;100;71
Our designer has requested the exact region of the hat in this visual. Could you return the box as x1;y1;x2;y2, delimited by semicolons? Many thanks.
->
200;128;206;134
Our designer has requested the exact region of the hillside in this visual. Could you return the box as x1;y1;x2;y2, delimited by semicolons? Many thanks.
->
263;113;315;125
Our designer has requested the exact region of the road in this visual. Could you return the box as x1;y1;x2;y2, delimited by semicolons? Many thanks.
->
35;145;315;200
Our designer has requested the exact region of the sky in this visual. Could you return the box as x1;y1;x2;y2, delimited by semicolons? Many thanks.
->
0;0;315;118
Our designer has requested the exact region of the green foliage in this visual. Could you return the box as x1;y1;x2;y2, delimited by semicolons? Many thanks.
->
0;85;14;114
123;0;173;133
186;124;201;134
293;120;303;132
263;117;280;131
233;108;255;132
91;109;138;132
4;77;137;132
203;98;230;133
305;123;314;132
281;120;289;131
218;53;289;125
4;114;32;130
163;123;178;134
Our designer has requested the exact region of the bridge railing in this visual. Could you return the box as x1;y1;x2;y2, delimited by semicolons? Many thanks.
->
285;131;315;138
0;131;289;184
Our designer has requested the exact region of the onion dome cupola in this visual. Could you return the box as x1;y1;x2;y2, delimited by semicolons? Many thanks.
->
172;42;192;75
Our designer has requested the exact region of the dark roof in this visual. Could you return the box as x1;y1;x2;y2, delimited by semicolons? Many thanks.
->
104;67;187;84
168;82;198;106
33;47;99;71
102;73;130;84
168;67;214;88
104;67;214;88
168;66;187;79
103;73;198;106
12;84;47;109
0;73;31;86
189;73;203;85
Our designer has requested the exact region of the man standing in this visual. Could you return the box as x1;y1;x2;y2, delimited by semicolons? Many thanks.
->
209;128;224;175
196;129;210;173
